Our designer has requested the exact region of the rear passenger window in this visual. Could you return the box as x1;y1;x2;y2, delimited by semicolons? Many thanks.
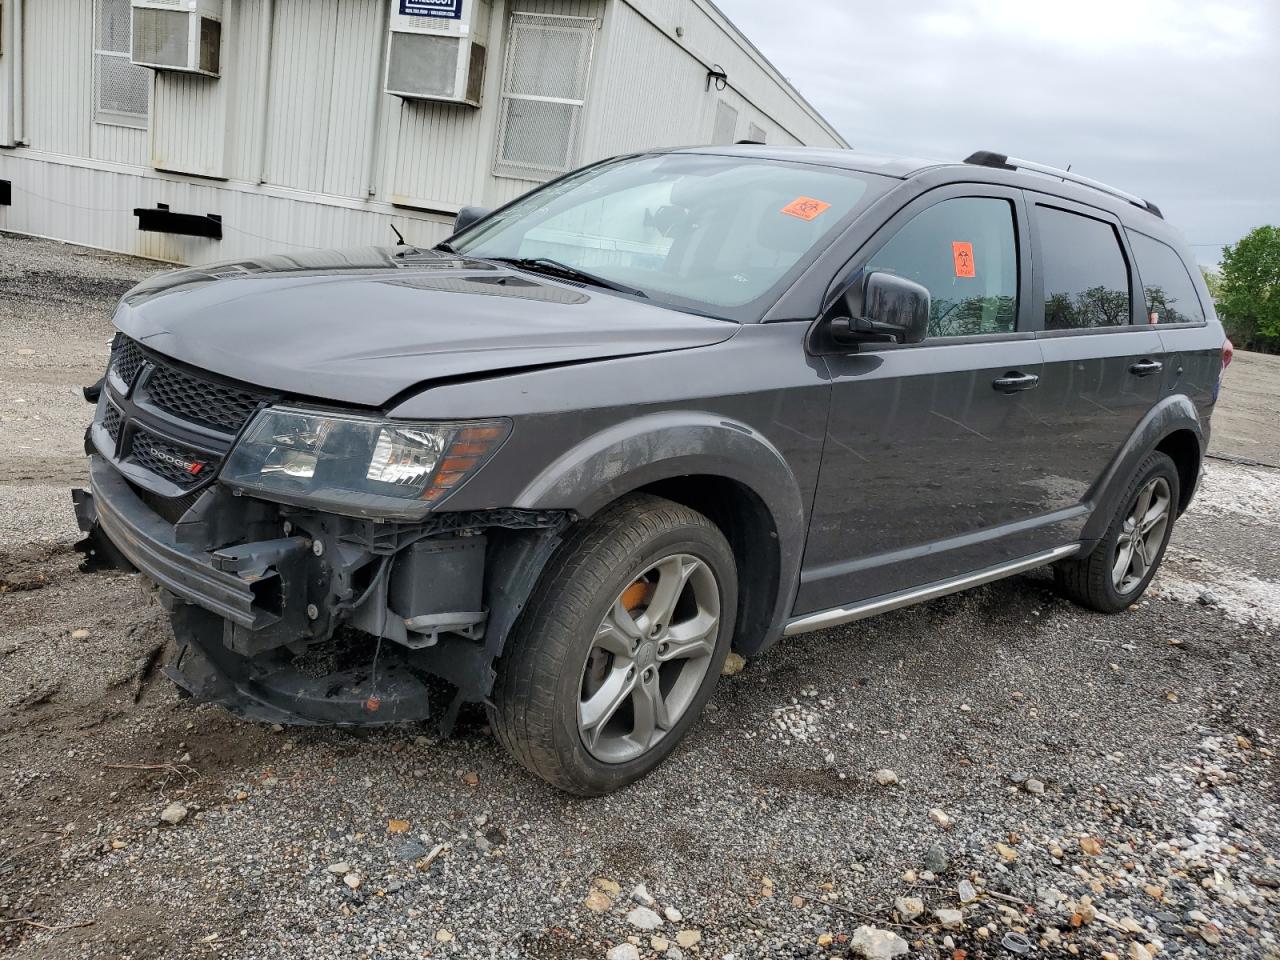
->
865;197;1018;338
1127;231;1206;324
1037;206;1131;329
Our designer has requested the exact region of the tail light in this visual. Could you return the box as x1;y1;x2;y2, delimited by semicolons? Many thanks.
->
1222;337;1234;371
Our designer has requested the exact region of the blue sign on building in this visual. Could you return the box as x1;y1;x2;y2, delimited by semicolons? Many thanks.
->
400;0;464;17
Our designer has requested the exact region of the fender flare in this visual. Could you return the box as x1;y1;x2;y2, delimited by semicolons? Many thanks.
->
1080;394;1205;542
512;411;807;652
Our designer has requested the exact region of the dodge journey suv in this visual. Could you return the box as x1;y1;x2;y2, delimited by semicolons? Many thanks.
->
74;146;1229;794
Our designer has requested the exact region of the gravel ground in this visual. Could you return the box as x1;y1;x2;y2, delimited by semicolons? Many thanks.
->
1;234;1278;960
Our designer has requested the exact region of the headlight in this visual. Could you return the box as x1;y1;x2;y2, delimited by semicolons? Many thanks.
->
221;408;510;519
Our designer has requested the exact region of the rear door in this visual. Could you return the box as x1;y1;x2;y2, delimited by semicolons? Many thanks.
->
1028;197;1167;519
798;185;1058;614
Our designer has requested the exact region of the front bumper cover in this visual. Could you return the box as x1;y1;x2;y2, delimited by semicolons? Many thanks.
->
75;455;570;728
74;455;434;725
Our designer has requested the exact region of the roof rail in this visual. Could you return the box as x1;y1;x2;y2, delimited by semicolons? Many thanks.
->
964;150;1163;219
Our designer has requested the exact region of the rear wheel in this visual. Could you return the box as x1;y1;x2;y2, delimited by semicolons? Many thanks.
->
1055;451;1180;613
489;494;737;795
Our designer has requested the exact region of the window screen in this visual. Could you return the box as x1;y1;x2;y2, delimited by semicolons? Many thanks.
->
493;13;595;181
1038;206;1131;329
712;100;738;145
96;0;150;128
865;197;1019;337
1127;230;1205;324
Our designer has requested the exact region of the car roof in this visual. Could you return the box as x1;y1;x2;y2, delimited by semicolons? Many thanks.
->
668;144;1178;238
671;144;943;178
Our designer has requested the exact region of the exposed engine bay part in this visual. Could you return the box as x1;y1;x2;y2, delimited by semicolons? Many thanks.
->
73;466;572;730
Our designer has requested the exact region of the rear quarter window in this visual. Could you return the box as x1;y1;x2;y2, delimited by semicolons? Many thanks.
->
1126;230;1206;324
1036;205;1131;330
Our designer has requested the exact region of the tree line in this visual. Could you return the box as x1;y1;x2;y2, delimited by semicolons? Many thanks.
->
1203;225;1280;354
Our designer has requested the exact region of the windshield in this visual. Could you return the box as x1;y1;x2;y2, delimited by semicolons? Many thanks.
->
451;153;883;321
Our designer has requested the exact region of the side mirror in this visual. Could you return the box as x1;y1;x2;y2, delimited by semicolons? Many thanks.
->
453;205;492;235
831;272;931;346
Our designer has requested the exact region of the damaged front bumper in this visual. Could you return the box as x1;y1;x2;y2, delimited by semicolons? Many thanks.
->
74;454;567;728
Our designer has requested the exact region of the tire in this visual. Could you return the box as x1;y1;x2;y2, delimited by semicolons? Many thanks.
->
1055;451;1180;613
489;494;737;795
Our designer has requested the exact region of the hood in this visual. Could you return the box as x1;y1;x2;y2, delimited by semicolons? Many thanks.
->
114;247;739;407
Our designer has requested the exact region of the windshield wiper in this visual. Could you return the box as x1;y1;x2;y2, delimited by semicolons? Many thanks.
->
489;257;648;299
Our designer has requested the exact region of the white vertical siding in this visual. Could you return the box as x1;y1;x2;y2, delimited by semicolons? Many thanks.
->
152;73;229;176
0;0;20;146
264;0;341;192
0;152;455;262
23;0;94;157
585;0;844;155
91;120;150;167
1;0;845;266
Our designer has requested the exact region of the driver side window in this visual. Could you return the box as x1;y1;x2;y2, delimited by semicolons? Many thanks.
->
866;197;1019;338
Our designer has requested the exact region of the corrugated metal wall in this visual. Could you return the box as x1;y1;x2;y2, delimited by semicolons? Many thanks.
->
0;0;845;265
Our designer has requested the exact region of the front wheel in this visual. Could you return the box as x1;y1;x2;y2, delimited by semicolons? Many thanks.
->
1055;451;1180;613
489;494;737;795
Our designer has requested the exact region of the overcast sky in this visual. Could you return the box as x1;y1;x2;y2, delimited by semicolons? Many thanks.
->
716;0;1280;267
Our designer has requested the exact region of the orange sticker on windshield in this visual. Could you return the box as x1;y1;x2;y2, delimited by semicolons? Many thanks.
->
952;241;976;278
781;197;832;221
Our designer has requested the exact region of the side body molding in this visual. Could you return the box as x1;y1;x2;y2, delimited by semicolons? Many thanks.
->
1079;393;1204;543
513;411;807;655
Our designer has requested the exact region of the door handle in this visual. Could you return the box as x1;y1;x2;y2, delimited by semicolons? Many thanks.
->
992;372;1040;393
1129;359;1164;377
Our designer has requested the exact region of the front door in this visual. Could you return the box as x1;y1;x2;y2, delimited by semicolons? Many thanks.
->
797;187;1070;615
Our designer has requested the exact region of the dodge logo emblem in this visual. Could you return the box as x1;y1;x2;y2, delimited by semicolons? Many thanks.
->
148;446;206;476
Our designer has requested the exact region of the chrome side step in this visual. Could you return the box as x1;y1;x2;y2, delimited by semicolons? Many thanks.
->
783;544;1081;637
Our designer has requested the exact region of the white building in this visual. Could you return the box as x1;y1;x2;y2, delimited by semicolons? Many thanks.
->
0;0;846;264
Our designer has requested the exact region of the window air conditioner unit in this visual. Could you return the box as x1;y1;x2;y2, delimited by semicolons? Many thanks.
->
385;0;491;107
131;0;223;77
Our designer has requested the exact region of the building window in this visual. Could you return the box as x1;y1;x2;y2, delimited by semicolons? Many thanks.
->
493;13;596;182
95;0;151;128
712;100;738;144
748;122;767;144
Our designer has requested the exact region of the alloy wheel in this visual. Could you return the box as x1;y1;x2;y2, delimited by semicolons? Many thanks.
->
577;554;720;763
1113;476;1172;594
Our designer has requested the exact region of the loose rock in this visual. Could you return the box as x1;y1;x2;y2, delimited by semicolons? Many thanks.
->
934;908;964;930
929;808;955;830
674;929;701;948
849;925;909;959
159;802;188;825
626;906;663;930
924;844;949;874
894;896;924;921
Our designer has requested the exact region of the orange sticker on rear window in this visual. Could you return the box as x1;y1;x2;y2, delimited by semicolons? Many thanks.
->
952;241;976;278
781;197;832;221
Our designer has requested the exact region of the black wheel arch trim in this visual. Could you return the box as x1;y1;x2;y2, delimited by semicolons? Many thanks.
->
511;411;806;656
1081;394;1204;542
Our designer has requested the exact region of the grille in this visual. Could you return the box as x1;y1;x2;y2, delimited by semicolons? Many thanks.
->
102;404;122;445
110;335;147;388
144;364;265;434
127;431;217;488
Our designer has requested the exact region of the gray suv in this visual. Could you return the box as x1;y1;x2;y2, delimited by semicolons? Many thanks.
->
73;146;1229;794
